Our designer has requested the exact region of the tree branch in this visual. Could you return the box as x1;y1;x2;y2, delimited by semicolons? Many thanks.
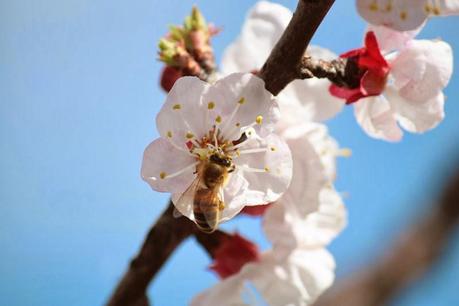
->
313;166;459;306
106;1;335;305
259;0;336;95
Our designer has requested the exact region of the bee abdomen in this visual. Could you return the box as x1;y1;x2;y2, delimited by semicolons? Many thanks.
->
193;189;219;233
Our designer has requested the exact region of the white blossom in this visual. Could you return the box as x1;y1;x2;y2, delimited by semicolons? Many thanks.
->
354;26;453;141
357;0;459;31
141;73;292;222
221;1;344;123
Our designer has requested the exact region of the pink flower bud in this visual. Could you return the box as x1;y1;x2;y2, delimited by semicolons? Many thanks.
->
209;233;260;279
160;66;183;92
241;204;272;216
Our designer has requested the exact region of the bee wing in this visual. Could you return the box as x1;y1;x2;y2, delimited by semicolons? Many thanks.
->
199;185;225;227
173;176;201;220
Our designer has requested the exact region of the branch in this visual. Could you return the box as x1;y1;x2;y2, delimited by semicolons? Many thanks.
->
313;166;459;306
259;0;336;95
106;1;335;305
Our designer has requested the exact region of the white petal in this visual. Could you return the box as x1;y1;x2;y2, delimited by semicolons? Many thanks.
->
386;86;445;133
234;133;292;206
141;138;196;193
156;77;210;150
213;73;279;139
435;0;459;15
354;96;403;142
391;39;453;102
264;187;346;252
278;79;344;124
356;0;428;31
220;1;292;74
190;274;246;306
368;24;422;53
279;125;328;215
245;250;335;306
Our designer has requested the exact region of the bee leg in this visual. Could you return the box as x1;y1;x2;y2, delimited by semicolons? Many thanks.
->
218;201;225;211
228;165;236;173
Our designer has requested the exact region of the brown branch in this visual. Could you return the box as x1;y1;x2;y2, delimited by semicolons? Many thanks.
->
259;0;336;95
195;230;231;258
299;56;361;88
313;166;459;306
106;1;335;305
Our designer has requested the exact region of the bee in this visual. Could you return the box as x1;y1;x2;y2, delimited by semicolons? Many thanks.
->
175;152;234;233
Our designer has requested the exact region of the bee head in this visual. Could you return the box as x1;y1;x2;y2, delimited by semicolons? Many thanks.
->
209;153;232;168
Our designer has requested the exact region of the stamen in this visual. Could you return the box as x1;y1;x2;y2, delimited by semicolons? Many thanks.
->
239;165;270;173
337;148;352;157
237;147;269;155
220;98;244;136
155;161;200;180
172;104;181;110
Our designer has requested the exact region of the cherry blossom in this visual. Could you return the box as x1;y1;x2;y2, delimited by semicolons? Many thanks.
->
191;121;346;305
330;27;453;141
357;0;459;31
221;0;344;123
141;73;292;223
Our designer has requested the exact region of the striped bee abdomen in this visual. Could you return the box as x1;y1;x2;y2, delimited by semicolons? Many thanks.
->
193;188;220;233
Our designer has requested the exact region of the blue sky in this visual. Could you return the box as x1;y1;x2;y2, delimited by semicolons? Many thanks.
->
1;0;459;305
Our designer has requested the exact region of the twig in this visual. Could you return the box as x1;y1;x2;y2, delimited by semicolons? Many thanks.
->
259;0;336;95
106;1;336;305
313;166;459;306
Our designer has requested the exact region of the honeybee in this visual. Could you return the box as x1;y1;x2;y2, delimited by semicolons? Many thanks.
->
175;152;234;233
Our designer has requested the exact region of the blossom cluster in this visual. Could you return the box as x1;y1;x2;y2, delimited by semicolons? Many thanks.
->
140;0;456;305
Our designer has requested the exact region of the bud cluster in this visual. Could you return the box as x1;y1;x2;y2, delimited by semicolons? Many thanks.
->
158;7;217;91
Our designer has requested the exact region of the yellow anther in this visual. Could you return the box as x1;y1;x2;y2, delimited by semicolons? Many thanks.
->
167;131;173;138
173;104;181;110
433;6;440;15
238;97;245;104
215;115;222;124
400;11;407;20
264;166;270;172
270;147;276;152
385;2;392;11
186;132;194;139
235;122;240;127
236;149;240;157
255;115;263;125
424;3;432;13
159;172;167;179
338;148;352;158
369;2;378;11
208;101;215;109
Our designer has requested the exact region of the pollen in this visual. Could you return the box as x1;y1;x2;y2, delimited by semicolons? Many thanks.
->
207;101;215;109
167;131;173;138
369;2;378;11
256;115;263;125
238;97;245;104
338;148;352;157
186;132;194;139
385;2;392;11
159;172;167;179
400;11;407;20
215;115;222;124
173;104;181;110
264;166;270;172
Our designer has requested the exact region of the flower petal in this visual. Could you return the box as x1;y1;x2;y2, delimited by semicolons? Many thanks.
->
220;1;292;74
391;39;453;102
368;24;422;53
356;0;427;31
233;133;292;206
213;73;279;139
354;96;403;141
141;137;196;193
156;76;210;150
190;274;246;306
246;250;335;306
386;86;445;133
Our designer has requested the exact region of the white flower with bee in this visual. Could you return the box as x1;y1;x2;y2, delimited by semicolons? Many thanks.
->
141;72;293;231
